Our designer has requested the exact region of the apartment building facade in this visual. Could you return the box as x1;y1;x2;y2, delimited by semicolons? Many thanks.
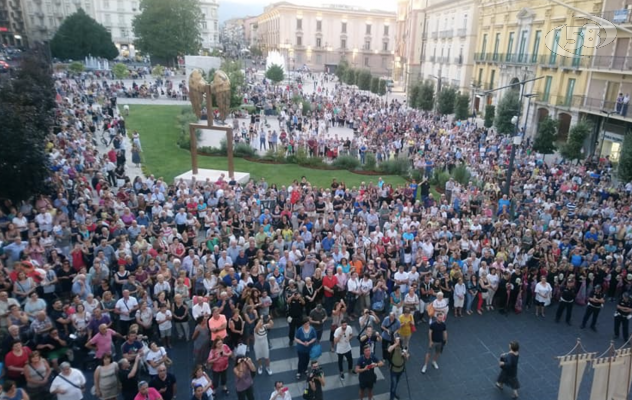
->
21;0;219;51
472;0;599;140
257;1;395;75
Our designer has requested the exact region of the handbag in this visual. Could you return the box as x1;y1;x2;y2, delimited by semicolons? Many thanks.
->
371;300;384;312
427;303;436;318
309;343;322;360
410;324;417;333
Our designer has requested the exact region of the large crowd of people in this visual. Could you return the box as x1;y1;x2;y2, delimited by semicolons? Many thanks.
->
1;61;632;400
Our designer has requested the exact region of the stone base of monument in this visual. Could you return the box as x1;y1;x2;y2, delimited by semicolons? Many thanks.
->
174;169;250;185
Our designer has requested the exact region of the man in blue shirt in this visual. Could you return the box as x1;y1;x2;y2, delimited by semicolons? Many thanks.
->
174;208;187;233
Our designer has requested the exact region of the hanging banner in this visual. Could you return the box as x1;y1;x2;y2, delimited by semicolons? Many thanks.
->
558;353;595;400
611;348;632;400
590;355;626;400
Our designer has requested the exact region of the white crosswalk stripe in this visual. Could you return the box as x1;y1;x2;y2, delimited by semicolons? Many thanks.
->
261;318;392;400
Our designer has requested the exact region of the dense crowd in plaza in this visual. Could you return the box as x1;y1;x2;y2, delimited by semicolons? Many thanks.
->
1;63;632;400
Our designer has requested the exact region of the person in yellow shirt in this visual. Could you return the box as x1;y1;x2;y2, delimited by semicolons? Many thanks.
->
397;307;415;349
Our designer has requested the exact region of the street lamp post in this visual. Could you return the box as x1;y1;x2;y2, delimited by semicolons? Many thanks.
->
482;76;544;195
598;110;612;158
522;93;537;140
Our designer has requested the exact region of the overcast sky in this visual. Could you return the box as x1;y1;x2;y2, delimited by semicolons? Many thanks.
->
219;0;397;22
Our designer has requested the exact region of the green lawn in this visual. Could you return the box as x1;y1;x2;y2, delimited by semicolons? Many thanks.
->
125;105;408;188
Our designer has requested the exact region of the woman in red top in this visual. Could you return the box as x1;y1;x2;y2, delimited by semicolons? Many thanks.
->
207;337;232;395
322;268;338;316
5;341;32;387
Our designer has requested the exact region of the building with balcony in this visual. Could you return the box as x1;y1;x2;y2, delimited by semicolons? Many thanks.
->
244;15;259;47
257;1;395;75
555;0;632;160
393;0;424;91
418;0;479;94
1;0;27;46
473;0;601;140
22;0;88;43
91;0;219;52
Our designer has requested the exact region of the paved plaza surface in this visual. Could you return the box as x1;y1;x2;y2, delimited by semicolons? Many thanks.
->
79;301;622;400
101;72;607;400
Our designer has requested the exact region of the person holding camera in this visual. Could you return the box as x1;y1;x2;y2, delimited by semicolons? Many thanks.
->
305;361;325;400
421;312;447;374
333;319;354;379
495;341;520;399
269;381;291;400
380;312;401;362
359;326;382;355
355;345;384;400
254;315;274;375
388;336;409;400
233;356;256;400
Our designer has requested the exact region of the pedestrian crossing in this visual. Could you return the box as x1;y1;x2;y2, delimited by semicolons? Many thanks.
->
261;317;395;400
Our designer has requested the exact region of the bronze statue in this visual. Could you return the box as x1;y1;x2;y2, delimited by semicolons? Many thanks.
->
188;69;231;123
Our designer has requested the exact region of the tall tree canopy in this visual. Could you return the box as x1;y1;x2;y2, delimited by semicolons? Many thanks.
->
50;9;118;60
532;116;558;155
494;90;521;134
0;48;54;203
265;64;285;85
133;0;202;65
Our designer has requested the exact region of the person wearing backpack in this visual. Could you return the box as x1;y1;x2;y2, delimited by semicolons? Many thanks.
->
387;336;409;400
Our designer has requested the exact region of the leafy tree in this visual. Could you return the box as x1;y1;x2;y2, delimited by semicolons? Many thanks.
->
133;0;202;65
357;70;372;91
0;49;54;203
4;48;56;133
532;116;558;154
370;77;380;94
378;79;387;96
151;64;165;77
68;61;85;74
265;63;285;84
437;87;457;115
618;132;632;182
336;59;349;81
113;63;130;79
409;84;420;108
454;92;470;120
417;81;435;111
560;120;591;161
494;90;520;134
220;60;245;108
249;45;263;57
344;68;357;86
50;9;118;60
484;105;495;128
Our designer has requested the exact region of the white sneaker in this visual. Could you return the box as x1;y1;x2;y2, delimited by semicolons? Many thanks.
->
258;366;263;375
421;365;427;374
266;367;272;375
432;361;439;370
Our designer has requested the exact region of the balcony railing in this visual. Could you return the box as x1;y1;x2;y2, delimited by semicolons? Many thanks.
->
439;29;453;38
545;94;621;115
454;56;463;64
429;56;435;62
594;9;632;25
431;32;438;39
457;28;466;37
422;32;427;40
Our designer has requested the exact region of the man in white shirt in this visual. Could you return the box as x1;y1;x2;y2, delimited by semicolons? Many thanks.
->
358;274;374;311
346;272;361;318
50;362;86;400
394;265;410;295
155;303;173;347
192;297;211;320
334;319;354;379
115;290;139;334
268;381;292;400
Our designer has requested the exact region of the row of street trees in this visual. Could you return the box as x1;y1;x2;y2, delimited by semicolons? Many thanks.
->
407;81;470;120
50;0;206;65
335;60;388;96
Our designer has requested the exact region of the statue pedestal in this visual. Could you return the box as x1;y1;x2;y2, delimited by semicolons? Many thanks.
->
174;169;250;185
